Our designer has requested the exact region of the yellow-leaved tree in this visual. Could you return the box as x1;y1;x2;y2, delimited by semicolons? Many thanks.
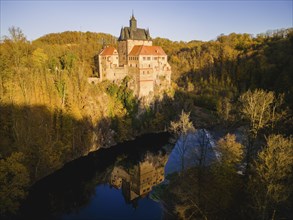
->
250;135;293;220
0;152;29;216
216;133;243;166
239;89;285;164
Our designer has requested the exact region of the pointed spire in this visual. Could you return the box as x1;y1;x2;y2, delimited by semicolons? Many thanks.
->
146;28;150;40
130;10;136;21
119;26;125;40
129;11;137;31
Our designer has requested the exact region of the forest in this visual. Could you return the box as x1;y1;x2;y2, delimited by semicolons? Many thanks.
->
0;27;292;219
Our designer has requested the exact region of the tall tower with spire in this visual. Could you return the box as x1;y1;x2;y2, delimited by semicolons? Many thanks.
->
118;13;152;66
98;13;171;98
130;13;137;31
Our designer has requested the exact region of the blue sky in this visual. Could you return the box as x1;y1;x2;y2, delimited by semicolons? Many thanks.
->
1;0;292;42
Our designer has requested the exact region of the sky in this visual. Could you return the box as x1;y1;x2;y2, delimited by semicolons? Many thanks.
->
0;0;292;42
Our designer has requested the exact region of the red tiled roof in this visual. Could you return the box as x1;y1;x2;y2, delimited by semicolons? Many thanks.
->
129;45;166;56
100;47;117;56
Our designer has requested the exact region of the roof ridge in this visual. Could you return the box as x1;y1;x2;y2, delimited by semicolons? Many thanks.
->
100;46;117;56
128;45;166;56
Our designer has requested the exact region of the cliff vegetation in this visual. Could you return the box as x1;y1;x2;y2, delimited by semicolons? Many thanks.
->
0;27;292;217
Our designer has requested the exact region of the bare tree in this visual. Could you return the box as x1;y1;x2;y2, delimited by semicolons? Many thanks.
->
169;110;195;171
7;26;27;43
239;89;274;138
195;129;210;168
239;89;285;164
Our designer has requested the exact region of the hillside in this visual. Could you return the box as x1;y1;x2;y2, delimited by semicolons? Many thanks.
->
0;27;293;217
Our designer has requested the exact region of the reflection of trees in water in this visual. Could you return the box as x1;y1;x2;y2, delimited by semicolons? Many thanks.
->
19;133;170;219
165;129;217;176
160;133;293;220
161;132;246;219
21;165;112;218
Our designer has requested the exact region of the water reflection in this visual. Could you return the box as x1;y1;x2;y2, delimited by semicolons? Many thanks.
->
110;152;168;204
19;133;171;219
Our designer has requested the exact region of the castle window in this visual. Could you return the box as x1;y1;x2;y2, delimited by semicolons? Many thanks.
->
162;57;165;60
149;64;151;67
147;57;150;60
143;57;146;61
154;57;157;60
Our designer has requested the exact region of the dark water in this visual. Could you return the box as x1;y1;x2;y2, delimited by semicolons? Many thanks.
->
19;133;172;220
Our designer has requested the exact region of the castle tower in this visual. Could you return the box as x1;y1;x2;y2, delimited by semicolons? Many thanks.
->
118;14;152;66
130;14;137;31
97;14;171;98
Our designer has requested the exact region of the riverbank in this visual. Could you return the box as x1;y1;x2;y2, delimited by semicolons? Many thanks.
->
17;132;171;219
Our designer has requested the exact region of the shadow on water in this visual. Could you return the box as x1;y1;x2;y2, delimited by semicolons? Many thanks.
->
19;132;171;219
0;95;176;219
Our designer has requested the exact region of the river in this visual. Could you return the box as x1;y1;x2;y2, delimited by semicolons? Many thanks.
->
19;133;173;219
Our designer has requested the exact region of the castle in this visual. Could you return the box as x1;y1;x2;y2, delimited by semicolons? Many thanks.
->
109;152;168;203
98;14;171;98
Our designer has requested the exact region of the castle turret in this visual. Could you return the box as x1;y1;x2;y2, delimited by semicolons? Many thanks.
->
120;27;125;40
130;14;137;31
146;28;150;40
